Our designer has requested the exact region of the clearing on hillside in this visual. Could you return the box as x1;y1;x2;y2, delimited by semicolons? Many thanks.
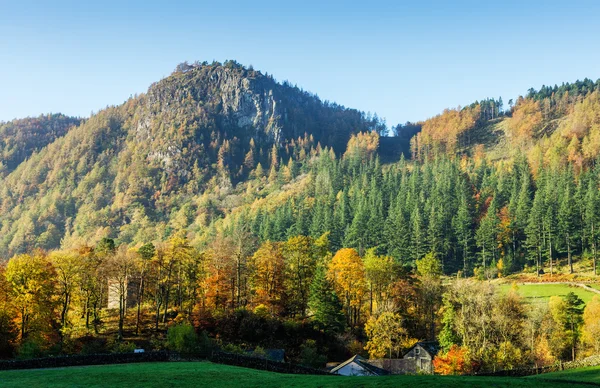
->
499;283;597;304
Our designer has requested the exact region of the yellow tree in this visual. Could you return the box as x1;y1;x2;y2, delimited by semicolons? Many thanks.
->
250;241;285;315
49;250;84;331
508;98;542;147
0;264;16;357
364;312;416;359
5;253;57;341
327;248;366;326
363;248;395;315
583;295;600;354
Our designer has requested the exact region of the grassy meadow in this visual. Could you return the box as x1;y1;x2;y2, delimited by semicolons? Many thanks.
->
498;283;598;305
0;361;597;388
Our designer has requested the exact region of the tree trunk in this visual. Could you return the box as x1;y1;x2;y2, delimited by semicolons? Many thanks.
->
593;224;597;276
549;237;553;276
136;273;145;335
567;234;573;274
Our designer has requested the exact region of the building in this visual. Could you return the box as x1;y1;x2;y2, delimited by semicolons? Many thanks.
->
402;341;440;374
330;355;389;376
107;277;140;310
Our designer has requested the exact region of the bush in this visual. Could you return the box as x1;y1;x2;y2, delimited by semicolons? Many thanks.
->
222;343;245;355
252;346;267;359
77;335;109;355
16;339;43;360
299;339;326;368
111;341;136;354
167;323;213;354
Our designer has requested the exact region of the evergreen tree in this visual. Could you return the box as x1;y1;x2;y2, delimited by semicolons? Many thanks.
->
308;265;346;334
558;173;577;274
584;175;599;275
526;187;544;275
453;185;473;275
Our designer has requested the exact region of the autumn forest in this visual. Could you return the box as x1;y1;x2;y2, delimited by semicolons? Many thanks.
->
1;62;600;373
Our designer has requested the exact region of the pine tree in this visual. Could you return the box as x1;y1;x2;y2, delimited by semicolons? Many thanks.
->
558;174;577;274
584;175;599;275
308;265;345;334
526;188;544;275
410;204;425;262
453;186;472;275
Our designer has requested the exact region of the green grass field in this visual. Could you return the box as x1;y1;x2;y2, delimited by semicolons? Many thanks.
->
499;283;598;304
0;362;596;388
528;365;600;384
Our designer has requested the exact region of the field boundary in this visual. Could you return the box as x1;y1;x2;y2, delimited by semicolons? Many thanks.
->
477;355;600;377
0;350;329;375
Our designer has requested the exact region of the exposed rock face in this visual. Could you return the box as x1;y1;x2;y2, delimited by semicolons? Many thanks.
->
141;64;284;145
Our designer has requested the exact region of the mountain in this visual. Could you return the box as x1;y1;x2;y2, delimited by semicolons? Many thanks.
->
0;61;383;258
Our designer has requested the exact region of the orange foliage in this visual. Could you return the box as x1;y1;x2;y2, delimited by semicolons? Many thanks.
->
412;105;480;159
508;98;542;147
433;344;473;375
203;239;235;310
343;131;380;162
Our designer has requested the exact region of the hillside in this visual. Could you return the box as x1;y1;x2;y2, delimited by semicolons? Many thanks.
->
0;114;81;175
0;61;383;258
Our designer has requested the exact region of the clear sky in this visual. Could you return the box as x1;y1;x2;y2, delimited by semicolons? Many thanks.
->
2;0;600;127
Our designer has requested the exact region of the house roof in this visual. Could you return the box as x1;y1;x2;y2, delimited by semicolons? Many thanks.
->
330;355;389;376
411;341;440;357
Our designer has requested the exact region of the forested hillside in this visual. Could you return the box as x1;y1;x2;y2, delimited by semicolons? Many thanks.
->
0;114;81;175
0;61;384;258
2;63;600;372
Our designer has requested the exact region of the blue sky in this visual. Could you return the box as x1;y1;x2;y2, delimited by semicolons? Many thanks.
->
1;0;600;127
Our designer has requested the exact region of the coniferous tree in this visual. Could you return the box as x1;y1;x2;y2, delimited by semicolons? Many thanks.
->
584;175;599;275
453;184;473;275
526;187;545;275
308;265;345;334
558;173;577;274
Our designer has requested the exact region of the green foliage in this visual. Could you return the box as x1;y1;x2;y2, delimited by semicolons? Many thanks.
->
298;339;326;368
307;265;345;334
416;252;442;278
166;323;208;354
16;338;44;360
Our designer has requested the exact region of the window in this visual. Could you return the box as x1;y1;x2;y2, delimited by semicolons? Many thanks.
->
415;347;420;356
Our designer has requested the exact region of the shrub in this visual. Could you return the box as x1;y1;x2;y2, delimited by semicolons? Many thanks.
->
79;336;109;355
222;343;245;355
167;323;213;354
299;339;326;368
16;339;43;360
110;339;136;354
252;346;267;359
167;324;198;353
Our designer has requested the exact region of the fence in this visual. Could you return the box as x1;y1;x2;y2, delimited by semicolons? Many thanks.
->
476;354;600;377
208;351;329;375
0;350;330;375
0;351;170;371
